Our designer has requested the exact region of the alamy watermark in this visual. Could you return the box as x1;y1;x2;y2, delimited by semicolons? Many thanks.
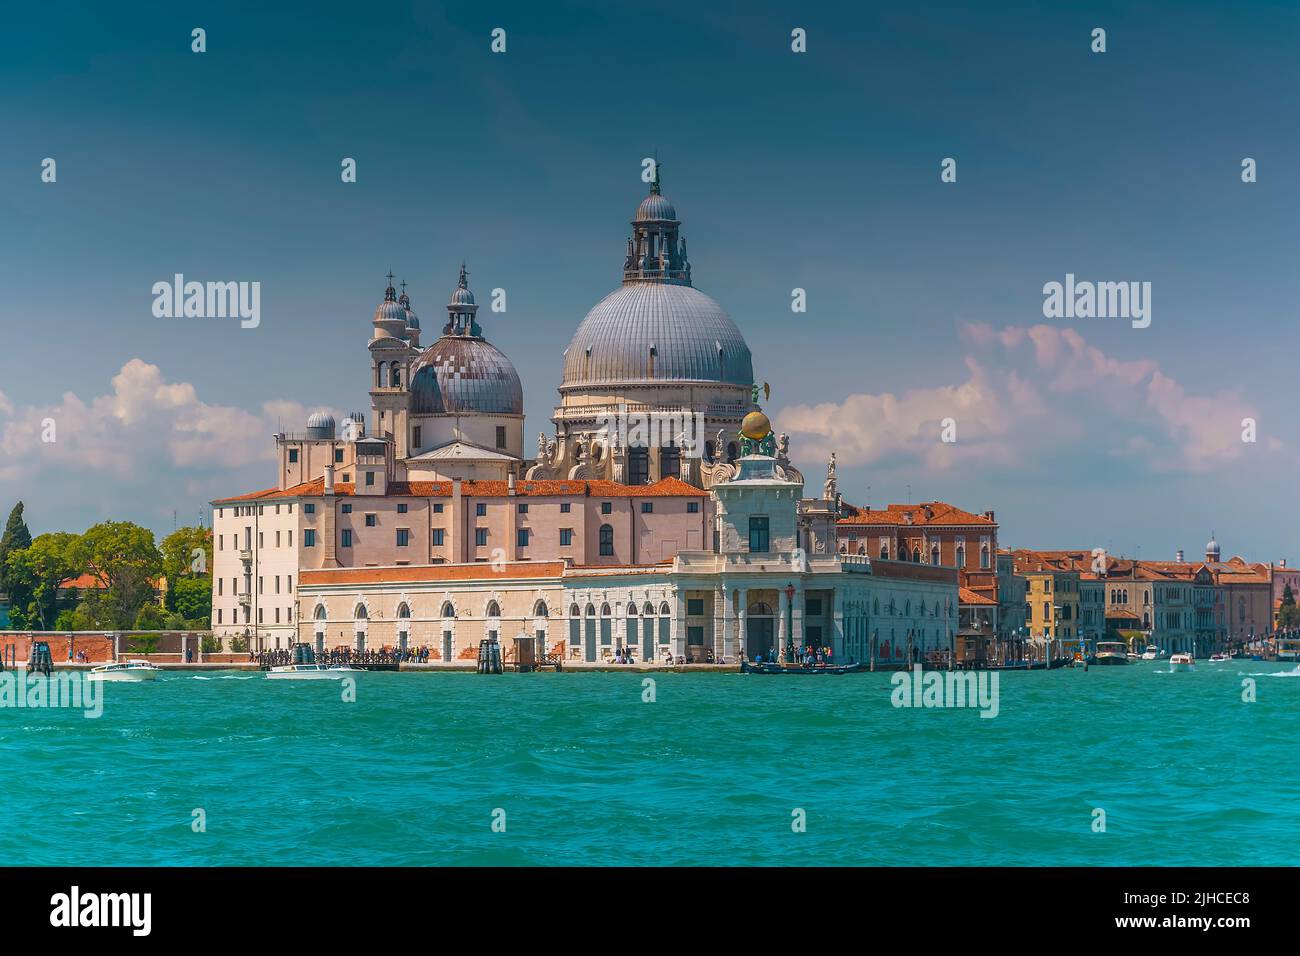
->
890;664;1000;718
1042;273;1150;329
1;671;103;718
152;274;260;328
597;409;707;458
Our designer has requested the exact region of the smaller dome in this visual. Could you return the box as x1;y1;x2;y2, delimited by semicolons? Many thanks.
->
305;411;336;440
449;286;475;306
1206;537;1221;556
375;300;407;324
635;192;677;222
741;411;771;441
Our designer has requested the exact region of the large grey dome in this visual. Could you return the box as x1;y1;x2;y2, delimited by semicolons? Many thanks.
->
561;282;753;390
410;335;523;415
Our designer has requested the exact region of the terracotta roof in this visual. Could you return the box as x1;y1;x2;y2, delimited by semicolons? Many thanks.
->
959;587;997;606
299;561;566;587
838;501;995;527
215;475;706;505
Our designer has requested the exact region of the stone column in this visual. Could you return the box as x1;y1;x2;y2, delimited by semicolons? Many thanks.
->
735;586;748;661
832;589;845;662
714;586;727;662
673;591;687;662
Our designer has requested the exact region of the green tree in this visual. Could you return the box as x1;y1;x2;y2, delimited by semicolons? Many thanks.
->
0;501;33;599
1280;583;1300;629
70;522;162;628
159;525;213;611
4;532;78;630
171;575;212;624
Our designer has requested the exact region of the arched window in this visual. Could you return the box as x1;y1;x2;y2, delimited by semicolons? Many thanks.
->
980;545;990;569
880;544;890;560
912;547;921;562
956;546;965;568
441;602;455;618
600;603;612;616
586;603;597;617
644;602;655;616
486;601;501;618
873;598;880;615
397;603;410;619
314;604;327;621
389;362;401;388
747;601;774;615
931;545;940;565
627;604;638;616
533;600;548;618
905;600;911;617
570;603;581;617
354;604;368;620
659;602;671;616
599;524;614;556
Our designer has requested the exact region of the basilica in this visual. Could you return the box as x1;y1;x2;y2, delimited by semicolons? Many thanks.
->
210;172;959;666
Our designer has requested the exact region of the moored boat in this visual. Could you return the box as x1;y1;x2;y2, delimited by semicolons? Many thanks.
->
266;663;359;680
741;659;863;675
1140;645;1160;661
1094;642;1129;665
87;660;161;682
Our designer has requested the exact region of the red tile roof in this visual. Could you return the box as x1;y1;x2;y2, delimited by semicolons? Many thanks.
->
215;475;706;505
838;501;995;527
299;561;567;587
958;587;997;606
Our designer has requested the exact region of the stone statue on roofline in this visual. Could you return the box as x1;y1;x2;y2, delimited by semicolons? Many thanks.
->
824;451;837;501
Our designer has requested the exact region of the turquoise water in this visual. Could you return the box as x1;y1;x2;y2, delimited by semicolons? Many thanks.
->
2;662;1297;866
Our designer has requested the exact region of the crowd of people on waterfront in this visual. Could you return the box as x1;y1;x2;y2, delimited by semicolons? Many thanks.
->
249;646;434;667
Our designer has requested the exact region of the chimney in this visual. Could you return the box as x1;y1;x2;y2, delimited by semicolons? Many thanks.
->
324;463;335;496
1281;558;1288;568
1175;549;1184;563
984;510;995;522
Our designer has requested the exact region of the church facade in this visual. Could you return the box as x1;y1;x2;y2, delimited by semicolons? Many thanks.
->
210;172;957;665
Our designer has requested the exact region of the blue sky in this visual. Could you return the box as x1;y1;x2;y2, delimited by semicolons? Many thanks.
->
1;0;1297;562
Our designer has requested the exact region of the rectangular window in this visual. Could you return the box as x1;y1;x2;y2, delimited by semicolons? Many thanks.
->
475;528;488;546
334;448;343;463
749;515;770;553
304;530;316;548
287;575;292;593
601;502;612;515
365;471;375;486
217;609;222;624
517;503;528;514
396;529;410;547
218;578;223;595
397;503;408;514
275;576;280;594
641;502;653;514
496;425;506;449
365;513;376;527
560;502;571;513
275;608;280;624
341;529;353;548
432;529;445;546
559;529;573;546
517;529;529;548
341;504;352;514
687;626;704;646
412;426;421;448
433;503;444;513
304;503;315;514
806;598;823;617
687;501;700;513
288;449;298;463
476;502;487;516
687;598;705;616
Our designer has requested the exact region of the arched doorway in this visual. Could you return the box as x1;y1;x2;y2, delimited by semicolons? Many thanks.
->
745;600;775;661
354;604;368;652
440;601;455;662
396;603;411;653
313;604;327;656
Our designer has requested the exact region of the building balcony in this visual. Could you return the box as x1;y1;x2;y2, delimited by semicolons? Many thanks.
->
237;590;252;606
239;548;253;564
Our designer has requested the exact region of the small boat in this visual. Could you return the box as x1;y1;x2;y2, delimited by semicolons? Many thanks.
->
1140;645;1160;661
1208;653;1230;663
1094;642;1129;665
1169;653;1195;673
741;659;863;675
266;663;359;680
87;660;161;682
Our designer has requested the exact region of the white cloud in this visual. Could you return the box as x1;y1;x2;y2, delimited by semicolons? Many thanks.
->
777;323;1277;476
0;359;322;525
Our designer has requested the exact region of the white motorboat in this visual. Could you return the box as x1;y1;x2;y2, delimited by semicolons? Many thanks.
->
1208;653;1230;663
266;663;359;680
87;660;161;682
1140;645;1160;661
1169;653;1195;672
1095;642;1130;665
